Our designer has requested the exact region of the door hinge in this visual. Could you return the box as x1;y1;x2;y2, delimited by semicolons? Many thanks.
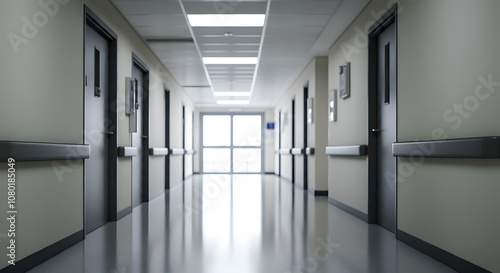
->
85;75;88;86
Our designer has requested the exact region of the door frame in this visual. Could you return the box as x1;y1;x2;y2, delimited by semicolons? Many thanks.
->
165;86;171;189
367;4;398;224
278;110;282;176
303;81;309;190
83;7;118;227
131;53;150;203
291;98;296;184
182;105;186;180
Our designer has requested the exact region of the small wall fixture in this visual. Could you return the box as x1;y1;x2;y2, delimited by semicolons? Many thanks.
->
307;97;314;124
329;89;337;122
339;62;350;99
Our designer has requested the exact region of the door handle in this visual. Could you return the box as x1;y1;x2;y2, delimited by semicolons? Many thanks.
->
142;135;148;139
106;131;114;135
371;128;380;133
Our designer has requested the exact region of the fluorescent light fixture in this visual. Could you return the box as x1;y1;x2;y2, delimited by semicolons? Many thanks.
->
187;14;265;27
214;92;251;97
203;57;258;65
217;100;250;105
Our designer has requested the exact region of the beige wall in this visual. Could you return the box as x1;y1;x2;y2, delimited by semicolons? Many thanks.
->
275;59;314;182
0;0;84;268
169;91;195;188
0;0;193;269
327;0;394;213
398;1;500;271
311;57;329;192
326;0;500;271
84;0;194;208
275;57;328;191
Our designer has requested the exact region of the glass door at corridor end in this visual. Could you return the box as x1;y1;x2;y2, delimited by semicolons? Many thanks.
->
201;113;263;174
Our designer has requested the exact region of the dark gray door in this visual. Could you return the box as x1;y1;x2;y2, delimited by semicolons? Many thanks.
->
132;65;145;208
165;90;170;189
303;86;308;190
182;105;186;180
376;22;397;233
291;99;296;184
85;25;109;233
278;111;282;176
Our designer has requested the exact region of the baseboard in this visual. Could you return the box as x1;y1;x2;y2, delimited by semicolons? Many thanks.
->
308;189;328;196
0;230;84;273
280;176;292;183
264;172;276;175
396;230;490;273
115;206;132;221
149;190;164;201
328;197;368;222
167;181;183;191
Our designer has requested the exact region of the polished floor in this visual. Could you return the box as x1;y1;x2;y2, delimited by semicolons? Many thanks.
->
29;175;456;273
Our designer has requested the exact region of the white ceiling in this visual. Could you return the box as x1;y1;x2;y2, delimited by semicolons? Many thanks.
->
111;0;370;108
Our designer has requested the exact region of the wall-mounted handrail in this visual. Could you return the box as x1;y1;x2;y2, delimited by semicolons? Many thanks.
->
170;148;185;155
393;136;500;158
185;149;195;155
279;148;291;155
0;141;90;162
291;148;304;155
305;147;315;155
149;148;169;156
118;146;137;157
325;145;368;156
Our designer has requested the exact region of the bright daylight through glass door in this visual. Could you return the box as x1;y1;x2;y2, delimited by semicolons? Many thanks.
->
202;114;263;173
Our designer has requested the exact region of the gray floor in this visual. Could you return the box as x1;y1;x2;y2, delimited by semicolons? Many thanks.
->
29;174;456;273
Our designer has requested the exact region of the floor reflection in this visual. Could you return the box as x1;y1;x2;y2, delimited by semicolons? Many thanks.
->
29;174;456;273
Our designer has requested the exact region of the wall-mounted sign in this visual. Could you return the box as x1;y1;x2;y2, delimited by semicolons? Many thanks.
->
339;62;350;99
329;89;337;122
307;97;314;124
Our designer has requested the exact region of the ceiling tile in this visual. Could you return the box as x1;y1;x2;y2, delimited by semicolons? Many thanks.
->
111;0;370;108
111;0;183;15
182;2;267;14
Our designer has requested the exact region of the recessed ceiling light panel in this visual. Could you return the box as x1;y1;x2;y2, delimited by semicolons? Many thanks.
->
203;57;258;65
216;100;250;105
214;92;251;97
187;14;265;27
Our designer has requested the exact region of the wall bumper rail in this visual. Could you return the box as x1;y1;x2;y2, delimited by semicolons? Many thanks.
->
185;149;195;155
325;145;368;156
279;148;291;155
0;141;90;162
291;148;304;155
118;146;137;157
149;148;169;156
305;147;315;155
171;148;186;155
392;136;500;158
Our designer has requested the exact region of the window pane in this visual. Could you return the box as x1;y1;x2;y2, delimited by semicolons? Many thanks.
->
233;115;261;146
203;148;230;172
203;115;230;146
233;148;261;173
